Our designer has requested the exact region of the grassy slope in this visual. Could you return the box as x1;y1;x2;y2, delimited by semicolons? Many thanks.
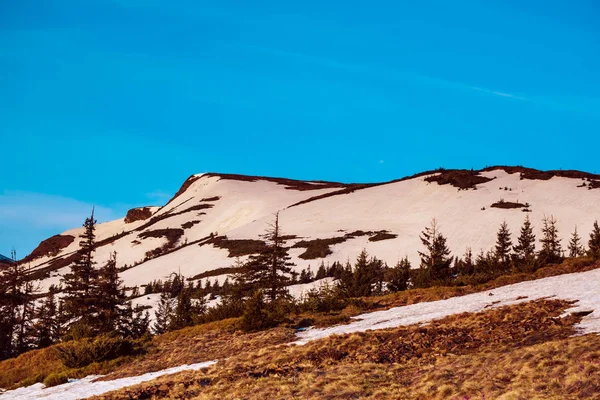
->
1;257;598;395
95;299;600;400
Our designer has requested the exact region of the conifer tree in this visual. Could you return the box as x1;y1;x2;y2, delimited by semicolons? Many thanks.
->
240;213;295;301
386;257;411;292
538;215;563;264
494;221;513;270
153;292;174;334
315;262;327;280
417;218;452;285
118;303;150;339
513;215;536;270
170;286;194;330
568;226;585;258
32;288;60;349
588;220;600;259
96;252;126;333
62;209;101;337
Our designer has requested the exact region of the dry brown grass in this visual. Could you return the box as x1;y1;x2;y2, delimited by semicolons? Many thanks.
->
93;299;600;400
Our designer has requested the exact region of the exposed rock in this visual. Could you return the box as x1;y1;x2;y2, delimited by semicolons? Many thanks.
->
124;207;154;223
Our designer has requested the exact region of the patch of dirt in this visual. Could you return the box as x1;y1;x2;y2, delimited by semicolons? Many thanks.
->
490;200;529;209
136;204;213;231
21;235;76;263
124;207;153;223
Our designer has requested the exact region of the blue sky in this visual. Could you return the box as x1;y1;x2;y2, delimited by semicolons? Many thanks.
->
1;0;599;257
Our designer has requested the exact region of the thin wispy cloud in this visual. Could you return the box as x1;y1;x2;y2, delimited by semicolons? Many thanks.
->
0;191;119;229
235;41;530;103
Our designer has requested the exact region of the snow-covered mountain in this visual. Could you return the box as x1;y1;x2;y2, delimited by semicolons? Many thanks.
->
23;167;600;293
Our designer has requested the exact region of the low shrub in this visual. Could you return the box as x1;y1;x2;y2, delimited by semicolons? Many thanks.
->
43;372;69;387
55;335;135;369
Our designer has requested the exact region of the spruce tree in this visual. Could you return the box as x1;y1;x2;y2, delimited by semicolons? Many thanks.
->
118;303;150;339
494;221;513;270
513;215;536;270
568;226;585;258
170;286;194;330
417;219;452;285
538;215;563;264
241;213;295;301
61;209;101;337
153;292;174;334
32;289;60;349
588;220;600;259
386;257;411;292
96;252;126;333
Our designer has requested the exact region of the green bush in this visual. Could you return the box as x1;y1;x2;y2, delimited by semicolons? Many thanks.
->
55;335;134;369
43;372;69;387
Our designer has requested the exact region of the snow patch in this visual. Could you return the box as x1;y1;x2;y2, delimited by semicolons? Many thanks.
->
295;268;600;344
0;360;217;400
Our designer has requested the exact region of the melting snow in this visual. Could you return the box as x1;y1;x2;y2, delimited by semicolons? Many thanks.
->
295;268;600;344
0;360;217;400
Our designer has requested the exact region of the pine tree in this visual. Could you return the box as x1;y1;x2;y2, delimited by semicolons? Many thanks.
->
539;215;563;264
241;290;272;332
513;215;536;270
153;292;174;334
240;213;295;301
417;218;452;285
315;262;327;280
494;221;513;270
32;289;60;349
96;252;126;333
170;287;194;330
118;303;150;339
61;209;101;337
588;220;600;259
386;257;410;292
568;226;585;258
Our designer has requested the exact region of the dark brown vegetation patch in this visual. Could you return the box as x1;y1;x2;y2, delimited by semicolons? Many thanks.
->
138;229;185;260
136;204;213;232
292;231;371;259
490;200;529;209
207;236;267;258
200;196;221;202
368;231;398;242
21;235;75;263
482;165;600;182
204;173;351;191
124;207;153;224
181;220;201;229
424;169;494;190
188;267;240;281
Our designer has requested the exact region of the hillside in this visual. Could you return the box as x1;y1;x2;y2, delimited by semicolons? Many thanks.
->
23;166;600;298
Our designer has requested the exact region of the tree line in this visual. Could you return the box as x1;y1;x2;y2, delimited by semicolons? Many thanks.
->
1;211;599;361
